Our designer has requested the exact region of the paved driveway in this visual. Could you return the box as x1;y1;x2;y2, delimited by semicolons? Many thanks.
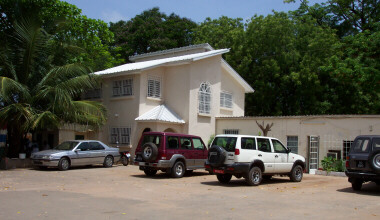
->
0;165;379;220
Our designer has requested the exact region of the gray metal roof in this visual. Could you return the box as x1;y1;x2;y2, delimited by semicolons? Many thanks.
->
94;49;228;76
129;43;214;61
135;105;185;124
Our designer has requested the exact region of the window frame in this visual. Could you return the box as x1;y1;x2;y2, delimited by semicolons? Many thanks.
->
223;129;239;135
112;78;133;97
287;136;298;154
220;91;233;109
147;76;161;99
110;126;131;145
198;82;211;114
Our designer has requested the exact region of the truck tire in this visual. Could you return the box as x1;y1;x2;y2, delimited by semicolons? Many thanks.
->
141;142;158;162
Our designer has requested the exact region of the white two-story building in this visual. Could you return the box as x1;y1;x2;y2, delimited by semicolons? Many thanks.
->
66;44;254;150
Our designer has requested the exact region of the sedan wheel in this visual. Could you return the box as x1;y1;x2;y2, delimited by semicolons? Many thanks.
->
58;158;70;171
103;156;114;168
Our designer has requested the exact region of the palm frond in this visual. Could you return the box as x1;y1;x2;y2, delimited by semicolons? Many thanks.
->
0;103;33;128
31;111;60;130
63;100;107;126
0;47;18;81
0;76;31;103
56;74;100;97
37;63;93;89
13;16;49;81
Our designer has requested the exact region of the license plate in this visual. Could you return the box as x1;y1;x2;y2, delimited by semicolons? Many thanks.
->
214;169;225;174
357;161;365;168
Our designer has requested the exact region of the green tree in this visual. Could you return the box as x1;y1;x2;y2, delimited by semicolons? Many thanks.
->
240;12;339;116
193;16;245;67
0;13;107;157
320;29;380;113
285;0;380;37
0;0;123;71
109;7;197;62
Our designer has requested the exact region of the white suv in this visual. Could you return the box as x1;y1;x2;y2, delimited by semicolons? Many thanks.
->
205;135;306;186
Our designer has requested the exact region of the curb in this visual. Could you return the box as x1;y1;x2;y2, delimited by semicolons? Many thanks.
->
315;170;346;177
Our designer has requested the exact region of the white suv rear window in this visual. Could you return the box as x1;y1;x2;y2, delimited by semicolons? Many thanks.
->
211;137;237;152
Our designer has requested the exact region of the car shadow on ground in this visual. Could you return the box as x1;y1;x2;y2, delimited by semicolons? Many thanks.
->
131;171;211;179
337;182;380;196
28;164;112;172
201;177;291;187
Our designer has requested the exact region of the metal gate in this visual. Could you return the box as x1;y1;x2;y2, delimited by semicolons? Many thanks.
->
308;136;319;174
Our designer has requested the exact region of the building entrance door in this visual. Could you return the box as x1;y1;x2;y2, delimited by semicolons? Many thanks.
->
308;136;319;174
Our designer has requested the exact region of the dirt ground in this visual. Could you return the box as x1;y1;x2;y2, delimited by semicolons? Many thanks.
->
0;165;379;220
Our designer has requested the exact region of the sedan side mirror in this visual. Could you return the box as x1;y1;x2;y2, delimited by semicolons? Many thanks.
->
287;148;291;153
74;149;81;152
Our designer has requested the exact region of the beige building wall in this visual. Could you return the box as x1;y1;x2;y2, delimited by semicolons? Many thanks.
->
219;67;245;117
216;115;380;169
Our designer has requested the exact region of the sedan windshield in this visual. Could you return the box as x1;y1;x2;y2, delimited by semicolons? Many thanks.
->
54;141;79;151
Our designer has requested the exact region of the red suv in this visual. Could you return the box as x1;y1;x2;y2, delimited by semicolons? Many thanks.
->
133;132;208;178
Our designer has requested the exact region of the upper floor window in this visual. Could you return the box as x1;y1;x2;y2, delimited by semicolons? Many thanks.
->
113;78;133;97
220;91;232;108
84;88;102;100
147;76;161;98
199;82;211;114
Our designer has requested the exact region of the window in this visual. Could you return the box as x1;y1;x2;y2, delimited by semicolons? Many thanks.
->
167;136;179;149
113;78;133;97
373;138;380;150
147;76;161;98
211;137;237;152
272;139;287;153
353;138;370;153
89;142;105;150
220;91;232;108
241;138;256;150
343;140;353;159
223;129;239;134
84;88;102;99
193;138;205;150
110;127;131;144
257;138;271;152
198;82;211;114
287;136;298;154
180;137;192;150
77;142;90;151
142;135;161;147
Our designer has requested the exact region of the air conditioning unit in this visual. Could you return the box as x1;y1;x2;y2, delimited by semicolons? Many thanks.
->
327;152;338;159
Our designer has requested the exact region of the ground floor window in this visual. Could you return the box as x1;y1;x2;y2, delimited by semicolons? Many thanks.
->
287;136;298;154
110;126;131;144
343;140;353;159
223;129;239;135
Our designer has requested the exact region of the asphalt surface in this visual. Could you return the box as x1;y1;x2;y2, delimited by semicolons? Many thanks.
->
0;165;379;220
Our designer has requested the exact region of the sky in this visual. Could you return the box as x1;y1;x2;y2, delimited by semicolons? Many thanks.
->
63;0;326;23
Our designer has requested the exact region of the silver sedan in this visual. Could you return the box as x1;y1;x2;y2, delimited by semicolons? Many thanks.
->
31;140;120;171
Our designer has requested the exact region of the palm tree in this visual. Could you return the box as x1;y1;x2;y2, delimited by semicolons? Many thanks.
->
0;16;107;157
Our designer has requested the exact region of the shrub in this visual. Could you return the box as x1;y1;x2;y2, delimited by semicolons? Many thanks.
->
321;156;345;172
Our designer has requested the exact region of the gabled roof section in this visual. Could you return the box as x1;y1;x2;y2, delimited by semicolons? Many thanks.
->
221;59;254;93
135;105;185;124
129;43;214;62
94;49;228;76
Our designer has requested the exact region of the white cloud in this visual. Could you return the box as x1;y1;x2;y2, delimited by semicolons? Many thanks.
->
101;10;128;23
